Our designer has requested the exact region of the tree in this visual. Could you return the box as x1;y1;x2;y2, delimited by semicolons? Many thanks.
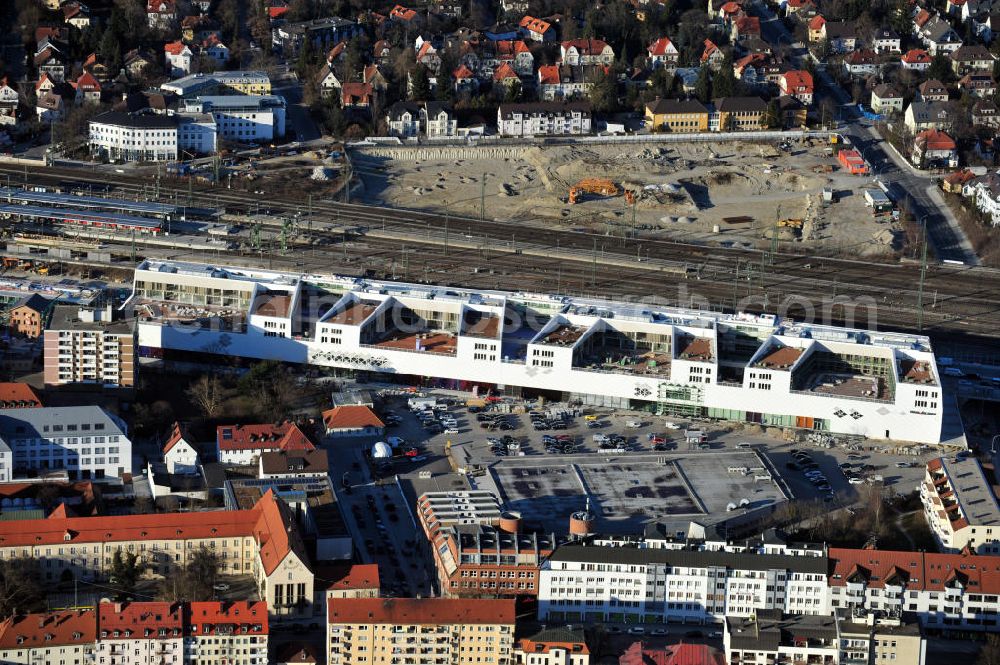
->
588;67;619;114
187;374;226;418
109;550;145;597
409;65;430;100
927;53;954;83
694;65;712;103
713;54;738;99
99;28;122;73
157;546;220;602
0;558;44;619
765;99;781;129
237;361;302;420
979;635;1000;665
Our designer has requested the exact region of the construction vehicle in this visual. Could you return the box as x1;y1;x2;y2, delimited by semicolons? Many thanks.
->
569;178;620;204
776;219;804;229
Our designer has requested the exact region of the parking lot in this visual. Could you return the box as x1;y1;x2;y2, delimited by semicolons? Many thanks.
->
326;389;945;583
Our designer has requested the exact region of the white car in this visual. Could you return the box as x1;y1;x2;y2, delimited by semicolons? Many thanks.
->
627;626;645;635
444;428;459;434
849;477;865;485
664;422;681;430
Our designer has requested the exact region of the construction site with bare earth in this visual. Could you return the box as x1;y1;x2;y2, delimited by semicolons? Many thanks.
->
351;137;903;258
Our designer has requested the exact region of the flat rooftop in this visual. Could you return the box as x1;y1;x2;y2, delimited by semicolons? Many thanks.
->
678;336;713;361
373;331;457;355
574;350;671;376
900;359;937;385
754;345;803;369
484;452;786;535
328;302;377;325
134;299;246;328
802;372;889;400
539;324;587;346
462;311;501;339
253;293;291;318
935;457;1000;527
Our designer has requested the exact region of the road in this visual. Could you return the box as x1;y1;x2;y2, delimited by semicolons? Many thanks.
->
757;2;976;264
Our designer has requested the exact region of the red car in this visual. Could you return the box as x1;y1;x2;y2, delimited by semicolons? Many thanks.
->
650;436;667;446
403;447;419;457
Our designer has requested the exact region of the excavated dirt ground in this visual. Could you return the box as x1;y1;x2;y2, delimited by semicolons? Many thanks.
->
352;138;901;257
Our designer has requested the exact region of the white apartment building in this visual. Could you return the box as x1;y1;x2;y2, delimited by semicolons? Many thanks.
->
178;112;218;154
0;610;95;664
89;111;178;161
44;305;137;388
921;456;1000;553
129;260;946;444
181;95;286;142
497;102;592;136
537;542;830;625
0;405;131;482
828;547;1000;632
185;602;269;665
96;601;184;665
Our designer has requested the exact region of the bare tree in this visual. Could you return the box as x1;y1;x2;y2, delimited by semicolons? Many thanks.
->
187;374;226;418
0;558;44;619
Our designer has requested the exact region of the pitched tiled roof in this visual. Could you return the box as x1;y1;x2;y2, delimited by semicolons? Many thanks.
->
561;39;610;55
323;562;381;591
322;405;384;429
389;4;417;21
98;601;183;636
538;64;560;84
902;48;931;63
0;610;96;649
828;548;1000;592
648;37;677;56
164;40;188;55
781;70;813;91
260;449;329;475
916;128;957;150
453;64;475;79
0;383;42;408
216;422;315;452
163;422;191;454
519;15;551;33
808;15;826;29
327;598;515;625
187;601;268;634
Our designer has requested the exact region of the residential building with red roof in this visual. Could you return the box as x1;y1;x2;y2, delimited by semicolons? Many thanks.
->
779;70;814;105
389;4;417;22
163;421;199;474
920;456;1000;554
912;128;958;168
560;39;615;66
0;491;312;622
0;383;42;408
828;547;1000;629
902;48;933;70
216;422;315;464
647;37;680;68
520;15;555;41
321;405;384;438
96;601;184;665
147;0;178;29
731;15;761;42
323;562;381;599
341;81;373;108
326;598;515;665
494;62;521;85
0;610;96;664
164;40;193;77
186;601;268;664
701;39;725;70
515;626;590;665
620;640;723;665
73;71;101;105
453;63;477;92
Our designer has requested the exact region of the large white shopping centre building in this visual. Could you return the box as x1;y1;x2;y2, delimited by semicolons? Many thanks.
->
129;260;944;443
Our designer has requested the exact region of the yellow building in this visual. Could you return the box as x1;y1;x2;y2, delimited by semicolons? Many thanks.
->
713;96;767;131
839;616;927;665
326;598;516;665
645;98;709;132
0;491;313;623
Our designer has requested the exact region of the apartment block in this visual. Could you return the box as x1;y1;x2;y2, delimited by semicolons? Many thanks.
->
326;598;516;665
186;601;269;665
828;548;1000;631
216;422;315;465
0;405;131;482
839;615;927;665
0;491;312;621
96;601;184;665
921;456;1000;553
0;610;96;665
538;542;830;624
44;305;137;388
129;260;945;444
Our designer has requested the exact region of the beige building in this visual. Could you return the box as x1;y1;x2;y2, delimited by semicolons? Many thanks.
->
44;305;137;388
515;627;590;665
8;294;50;338
921;456;1000;553
186;601;269;665
326;598;516;665
0;491;313;622
840;615;927;665
96;600;184;665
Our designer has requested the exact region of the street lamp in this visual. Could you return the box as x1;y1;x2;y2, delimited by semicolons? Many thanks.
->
991;434;1000;454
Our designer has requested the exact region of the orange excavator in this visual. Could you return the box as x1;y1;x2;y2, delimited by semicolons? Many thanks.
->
568;178;636;205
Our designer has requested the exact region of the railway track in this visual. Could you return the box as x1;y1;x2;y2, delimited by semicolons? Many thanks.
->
2;164;999;344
